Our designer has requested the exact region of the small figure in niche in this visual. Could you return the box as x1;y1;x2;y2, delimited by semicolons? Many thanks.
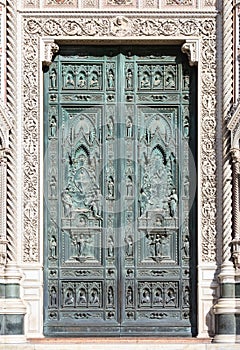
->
77;234;85;257
65;288;74;305
89;74;99;88
108;69;114;89
78;74;86;88
84;234;93;257
126;69;133;89
107;176;115;198
125;235;133;257
50;235;57;258
106;117;114;138
50;69;57;89
183;116;189;138
107;286;114;305
141;289;151;304
168;188;178;217
139;188;152;216
155;234;162;257
126;286;133;306
165;288;176;305
89;289;99;304
148;234;155;257
141;73;150;88
153;289;163;304
182;235;190;258
61;188;72;217
126;117;133;138
89;189;102;219
66;73;75;87
49;175;57;197
183;74;190;89
78;289;87;304
165;72;175;89
107;236;114;258
50;286;57;307
126;175;133;197
153;72;162;88
50;115;57;138
183;286;190;306
155;215;163;227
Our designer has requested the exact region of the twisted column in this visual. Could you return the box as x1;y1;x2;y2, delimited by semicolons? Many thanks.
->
5;0;18;264
0;151;8;272
231;149;240;268
221;0;235;275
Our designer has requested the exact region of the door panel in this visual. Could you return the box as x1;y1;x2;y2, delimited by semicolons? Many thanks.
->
44;45;197;336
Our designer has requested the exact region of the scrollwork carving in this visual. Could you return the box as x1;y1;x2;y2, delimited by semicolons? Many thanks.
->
22;16;217;264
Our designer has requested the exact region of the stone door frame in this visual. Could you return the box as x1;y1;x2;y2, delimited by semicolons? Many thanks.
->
19;14;218;338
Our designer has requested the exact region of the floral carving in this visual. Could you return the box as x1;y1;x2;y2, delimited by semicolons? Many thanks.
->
165;0;193;5
107;0;133;5
25;0;39;6
204;0;215;5
22;16;217;263
46;0;75;4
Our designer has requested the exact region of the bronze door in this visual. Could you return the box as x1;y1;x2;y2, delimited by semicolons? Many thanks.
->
44;45;197;336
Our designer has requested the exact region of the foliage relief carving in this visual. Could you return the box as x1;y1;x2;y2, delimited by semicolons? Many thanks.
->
23;16;217;263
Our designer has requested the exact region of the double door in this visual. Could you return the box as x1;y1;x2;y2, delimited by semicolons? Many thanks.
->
44;45;197;336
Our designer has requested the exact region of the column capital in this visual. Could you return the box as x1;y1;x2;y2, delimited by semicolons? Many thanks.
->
181;39;199;66
42;39;59;67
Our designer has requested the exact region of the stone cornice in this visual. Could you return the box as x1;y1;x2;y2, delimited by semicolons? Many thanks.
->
20;10;218;16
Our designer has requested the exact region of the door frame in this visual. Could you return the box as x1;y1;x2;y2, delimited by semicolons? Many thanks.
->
42;44;198;336
21;14;219;337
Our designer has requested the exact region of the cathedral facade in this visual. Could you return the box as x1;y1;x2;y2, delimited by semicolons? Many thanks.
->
0;0;240;347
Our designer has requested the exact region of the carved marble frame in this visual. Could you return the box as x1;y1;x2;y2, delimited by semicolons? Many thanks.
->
21;14;218;338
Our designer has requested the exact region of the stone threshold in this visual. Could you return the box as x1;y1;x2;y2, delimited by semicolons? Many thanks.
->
29;337;212;344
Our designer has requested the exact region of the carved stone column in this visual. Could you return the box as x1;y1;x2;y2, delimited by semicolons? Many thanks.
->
213;0;238;343
0;151;8;274
231;149;240;269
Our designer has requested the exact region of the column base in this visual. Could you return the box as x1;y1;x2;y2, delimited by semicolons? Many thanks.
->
0;335;26;344
213;334;239;343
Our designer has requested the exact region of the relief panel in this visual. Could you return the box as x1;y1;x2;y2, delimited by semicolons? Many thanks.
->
44;46;196;335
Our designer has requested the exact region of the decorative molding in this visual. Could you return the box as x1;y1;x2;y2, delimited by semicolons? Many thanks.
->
219;0;235;277
5;1;18;264
0;103;12;273
44;0;77;6
46;0;74;4
229;122;240;269
165;0;193;5
24;0;39;6
204;0;215;6
22;15;217;264
107;0;133;5
181;39;199;66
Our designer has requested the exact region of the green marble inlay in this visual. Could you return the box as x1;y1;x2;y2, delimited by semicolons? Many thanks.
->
221;283;235;298
0;314;24;335
5;283;20;298
216;314;235;335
